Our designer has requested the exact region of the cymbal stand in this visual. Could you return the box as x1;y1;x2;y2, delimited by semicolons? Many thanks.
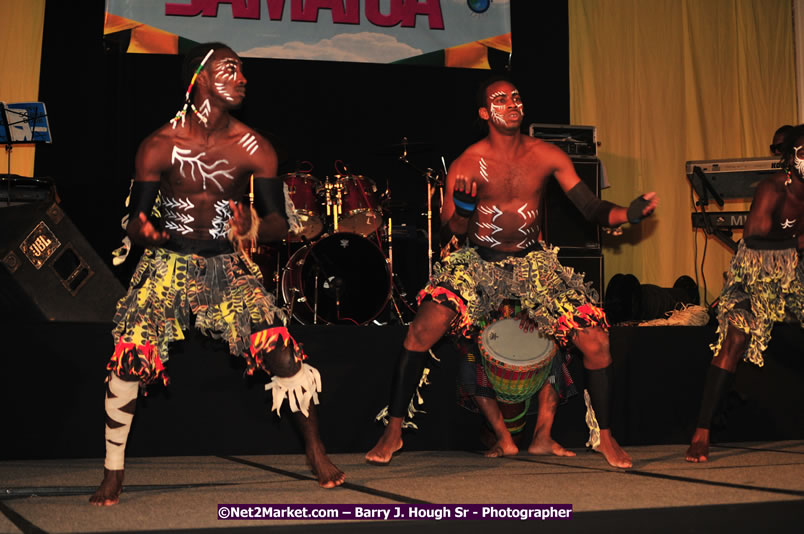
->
385;216;406;323
399;148;444;279
313;267;320;324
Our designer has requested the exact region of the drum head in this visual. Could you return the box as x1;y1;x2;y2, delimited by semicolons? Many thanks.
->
479;318;555;366
282;233;390;325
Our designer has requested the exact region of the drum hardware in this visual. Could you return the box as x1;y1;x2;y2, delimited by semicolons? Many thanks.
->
281;232;391;325
398;140;445;279
282;170;325;242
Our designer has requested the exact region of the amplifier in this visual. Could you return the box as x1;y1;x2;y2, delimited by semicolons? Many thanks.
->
544;158;601;250
0;175;54;206
529;123;598;158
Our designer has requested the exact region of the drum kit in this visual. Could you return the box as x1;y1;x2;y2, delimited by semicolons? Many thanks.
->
248;154;444;326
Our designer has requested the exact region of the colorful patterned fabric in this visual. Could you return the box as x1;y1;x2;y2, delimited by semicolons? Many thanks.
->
110;247;295;384
417;244;608;346
711;240;804;367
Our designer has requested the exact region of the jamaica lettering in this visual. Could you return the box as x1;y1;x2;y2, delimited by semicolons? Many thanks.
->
166;0;446;29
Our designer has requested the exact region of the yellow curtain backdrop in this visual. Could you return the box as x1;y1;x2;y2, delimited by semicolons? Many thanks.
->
569;0;797;304
0;0;46;177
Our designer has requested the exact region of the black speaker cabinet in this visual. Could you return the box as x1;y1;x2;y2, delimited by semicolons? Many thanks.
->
558;252;604;299
0;202;125;322
544;158;601;250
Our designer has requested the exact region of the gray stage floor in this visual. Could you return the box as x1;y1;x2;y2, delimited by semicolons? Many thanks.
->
2;441;803;533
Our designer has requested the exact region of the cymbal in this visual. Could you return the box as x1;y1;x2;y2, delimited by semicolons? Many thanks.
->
372;139;436;156
384;139;435;148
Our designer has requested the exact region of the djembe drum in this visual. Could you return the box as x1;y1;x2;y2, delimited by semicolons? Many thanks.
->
478;317;557;434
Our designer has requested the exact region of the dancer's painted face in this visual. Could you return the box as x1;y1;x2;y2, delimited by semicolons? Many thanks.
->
208;50;246;106
794;144;804;177
484;82;524;129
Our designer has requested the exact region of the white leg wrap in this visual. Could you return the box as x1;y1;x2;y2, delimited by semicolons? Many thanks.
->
583;388;601;450
104;374;139;471
264;363;321;417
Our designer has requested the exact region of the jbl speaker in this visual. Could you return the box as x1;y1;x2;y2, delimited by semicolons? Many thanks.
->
559;253;604;298
544;158;601;250
0;201;125;322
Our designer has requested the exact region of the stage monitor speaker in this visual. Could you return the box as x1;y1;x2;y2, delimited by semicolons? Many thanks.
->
0;202;125;322
545;158;601;250
558;253;604;298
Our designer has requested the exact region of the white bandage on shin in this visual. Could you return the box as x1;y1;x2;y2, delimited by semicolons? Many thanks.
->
264;363;321;417
104;374;139;471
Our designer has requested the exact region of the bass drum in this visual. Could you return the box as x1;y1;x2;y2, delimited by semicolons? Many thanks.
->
281;233;390;325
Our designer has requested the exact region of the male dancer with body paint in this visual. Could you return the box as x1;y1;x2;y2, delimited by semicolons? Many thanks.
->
90;43;344;506
686;124;804;463
366;75;658;468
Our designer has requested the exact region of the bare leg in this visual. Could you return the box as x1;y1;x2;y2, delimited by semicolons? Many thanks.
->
293;404;345;488
264;343;344;486
365;416;405;465
474;396;519;457
528;385;575;457
365;301;456;464
686;325;746;463
573;327;632;468
89;468;125;506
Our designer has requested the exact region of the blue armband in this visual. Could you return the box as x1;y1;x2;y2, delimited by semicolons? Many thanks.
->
453;190;477;217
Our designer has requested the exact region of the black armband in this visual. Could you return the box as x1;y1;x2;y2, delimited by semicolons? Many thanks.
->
452;190;477;218
252;177;288;221
566;181;615;225
626;195;651;224
129;181;160;219
744;235;797;250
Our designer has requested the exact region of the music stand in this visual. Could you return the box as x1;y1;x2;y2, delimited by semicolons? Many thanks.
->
2;102;53;206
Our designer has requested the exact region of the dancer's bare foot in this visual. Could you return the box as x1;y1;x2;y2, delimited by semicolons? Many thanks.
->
306;445;345;488
89;468;124;506
596;429;632;468
528;431;576;457
484;436;519;458
365;424;403;465
685;428;710;463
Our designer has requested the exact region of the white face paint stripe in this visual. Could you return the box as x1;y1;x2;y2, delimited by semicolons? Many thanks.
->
214;82;234;102
516;203;538;235
199;99;211;117
171;146;235;191
477;204;503;221
238;133;260;155
794;146;804;177
476;222;503;234
479;157;489;182
474;234;502;248
209;199;233;239
489;103;506;126
161;197;195;210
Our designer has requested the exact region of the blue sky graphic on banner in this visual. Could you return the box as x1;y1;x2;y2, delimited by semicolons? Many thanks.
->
104;0;510;67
